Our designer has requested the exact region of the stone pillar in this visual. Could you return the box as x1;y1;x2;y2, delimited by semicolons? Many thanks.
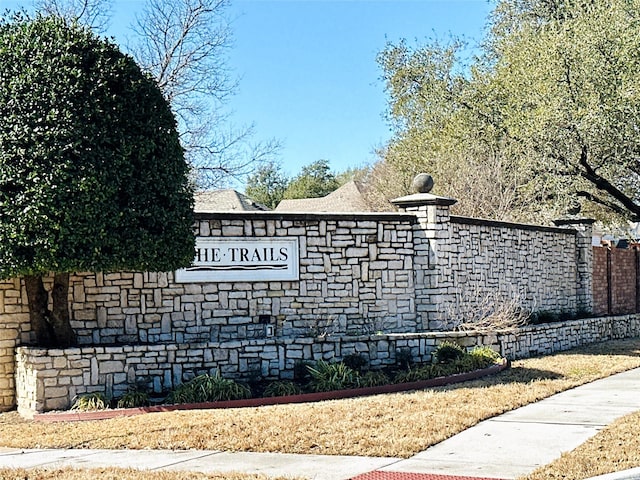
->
0;278;31;411
553;218;595;314
392;174;457;331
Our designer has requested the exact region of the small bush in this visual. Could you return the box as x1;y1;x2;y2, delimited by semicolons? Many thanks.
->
307;360;359;392
167;372;252;404
263;380;303;397
528;310;561;325
393;369;424;384
452;355;476;373
359;370;390;387
293;360;313;382
393;364;449;383
468;346;501;369
342;353;368;372
396;348;413;370
116;389;150;409
166;383;197;405
434;341;466;364
71;392;109;411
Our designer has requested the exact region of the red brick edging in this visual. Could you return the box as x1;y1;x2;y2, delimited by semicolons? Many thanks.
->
350;472;507;480
33;359;509;423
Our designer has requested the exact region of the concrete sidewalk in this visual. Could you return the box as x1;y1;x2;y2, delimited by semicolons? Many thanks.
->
379;367;640;479
0;448;400;480
1;367;640;480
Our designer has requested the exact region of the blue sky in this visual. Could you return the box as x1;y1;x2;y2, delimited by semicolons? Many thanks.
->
4;0;493;180
224;0;492;179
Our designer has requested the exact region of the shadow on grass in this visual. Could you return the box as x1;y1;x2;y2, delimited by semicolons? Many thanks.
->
423;366;565;396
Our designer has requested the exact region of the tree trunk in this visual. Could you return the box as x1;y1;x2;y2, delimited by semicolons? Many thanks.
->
24;275;55;347
51;272;77;348
24;273;77;348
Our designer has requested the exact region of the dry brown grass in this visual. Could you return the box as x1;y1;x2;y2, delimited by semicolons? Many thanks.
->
0;338;639;460
0;467;291;480
520;410;640;480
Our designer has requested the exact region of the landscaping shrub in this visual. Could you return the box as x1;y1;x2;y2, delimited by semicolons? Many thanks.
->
469;346;501;369
71;392;109;411
71;348;504;412
393;349;501;384
434;341;466;363
342;353;368;372
262;380;303;397
452;355;477;373
116;389;150;409
307;360;360;392
395;348;413;370
528;309;594;325
293;360;313;382
359;370;390;387
393;368;424;384
167;372;251;404
528;310;561;325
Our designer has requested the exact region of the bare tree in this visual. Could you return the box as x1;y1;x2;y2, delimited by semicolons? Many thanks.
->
32;0;280;189
130;0;279;188
32;0;111;32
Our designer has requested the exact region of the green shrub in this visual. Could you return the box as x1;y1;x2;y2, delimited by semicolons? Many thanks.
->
263;380;303;397
469;346;501;369
393;364;445;383
359;370;390;387
116;389;150;409
529;310;561;324
166;383;198;405
452;355;476;373
307;360;360;392
393;369;424;384
434;341;466;363
71;392;109;411
167;372;252;404
395;348;413;370
342;353;368;372
293;360;313;382
429;363;451;378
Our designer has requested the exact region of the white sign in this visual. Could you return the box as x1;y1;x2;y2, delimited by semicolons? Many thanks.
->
175;237;299;283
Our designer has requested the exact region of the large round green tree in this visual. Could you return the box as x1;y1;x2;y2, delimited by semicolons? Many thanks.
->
0;15;195;347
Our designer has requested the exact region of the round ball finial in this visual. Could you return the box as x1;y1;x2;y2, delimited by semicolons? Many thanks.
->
412;173;434;194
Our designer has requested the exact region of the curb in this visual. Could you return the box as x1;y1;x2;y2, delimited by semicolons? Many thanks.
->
33;359;509;423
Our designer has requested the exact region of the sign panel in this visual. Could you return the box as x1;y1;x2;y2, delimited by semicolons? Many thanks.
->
175;237;299;283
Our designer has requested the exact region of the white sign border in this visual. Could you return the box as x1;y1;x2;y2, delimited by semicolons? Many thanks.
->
175;237;300;283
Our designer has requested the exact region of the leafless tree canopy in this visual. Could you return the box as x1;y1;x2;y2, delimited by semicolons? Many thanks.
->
129;0;279;188
33;0;111;32
31;0;280;189
132;0;233;118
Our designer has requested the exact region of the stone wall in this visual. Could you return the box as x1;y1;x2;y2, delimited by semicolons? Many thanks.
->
1;194;595;413
15;314;640;417
31;213;420;348
14;331;499;416
0;278;30;411
389;194;593;330
498;314;640;359
446;217;579;320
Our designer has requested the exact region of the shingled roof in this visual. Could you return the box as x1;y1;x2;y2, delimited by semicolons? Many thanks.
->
194;190;270;212
275;180;374;213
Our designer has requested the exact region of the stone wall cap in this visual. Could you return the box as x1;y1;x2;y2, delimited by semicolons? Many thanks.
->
194;211;415;221
391;192;458;208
